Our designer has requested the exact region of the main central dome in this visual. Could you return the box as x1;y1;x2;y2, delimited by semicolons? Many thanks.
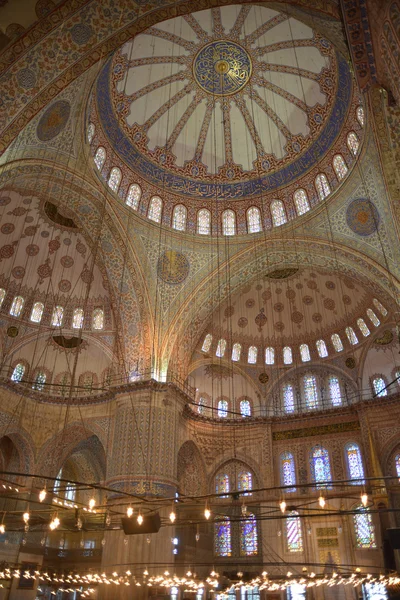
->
193;40;252;95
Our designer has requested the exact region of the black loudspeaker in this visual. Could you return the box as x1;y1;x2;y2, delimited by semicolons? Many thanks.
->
121;512;161;535
387;528;400;549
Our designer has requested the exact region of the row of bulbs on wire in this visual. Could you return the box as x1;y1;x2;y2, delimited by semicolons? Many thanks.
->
279;492;369;513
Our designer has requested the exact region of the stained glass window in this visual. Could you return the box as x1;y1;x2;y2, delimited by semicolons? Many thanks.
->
215;473;229;496
329;376;342;406
148;196;163;223
293;189;310;216
280;451;296;492
248;346;257;364
265;347;275;365
0;288;5;307
126;184;141;209
357;106;365;127
271;200;287;227
357;318;370;337
246;586;260;600
347;131;359;155
108;167;122;192
353;506;376;548
171;586;179;600
87;123;95;144
202;334;212;352
10;296;24;317
287;584;306;600
247;207;262;233
283;383;295;413
94;147;106;170
72;308;84;329
222;210;236;236
216;338;227;358
240;513;258;556
331;333;344;352
316;339;328;358
373;377;387;397
172;204;187;231
238;471;252;495
218;399;228;418
65;482;76;502
363;582;388;600
240;399;251;417
367;308;380;327
315;174;331;200
283;346;293;365
395;454;400;481
346;326;358;345
92;308;104;330
300;344;310;362
52;305;64;327
214;516;232;556
32;371;46;391
197;209;211;235
198;397;206;414
286;511;303;552
311;446;332;488
346;443;365;484
232;343;241;362
333;154;348;180
303;374;318;408
373;298;387;316
30;302;44;323
11;363;25;383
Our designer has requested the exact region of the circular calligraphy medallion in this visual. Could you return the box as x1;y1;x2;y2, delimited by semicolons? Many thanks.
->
346;198;380;236
157;250;190;284
193;40;252;96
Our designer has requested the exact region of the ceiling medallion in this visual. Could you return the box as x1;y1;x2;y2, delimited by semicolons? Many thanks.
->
193;40;252;96
157;250;190;285
345;357;356;369
7;326;18;338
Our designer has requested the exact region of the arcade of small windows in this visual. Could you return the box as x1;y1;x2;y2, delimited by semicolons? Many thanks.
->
212;398;253;418
280;373;347;413
214;467;253;498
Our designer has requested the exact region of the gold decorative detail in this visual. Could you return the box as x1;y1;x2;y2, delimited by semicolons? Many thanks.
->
374;330;394;345
193;40;252;96
316;527;337;537
345;357;356;369
273;421;360;441
157;250;190;284
7;326;18;338
265;268;299;280
259;372;269;384
317;538;339;548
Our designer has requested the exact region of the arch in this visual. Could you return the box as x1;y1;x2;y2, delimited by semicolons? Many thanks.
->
270;200;287;227
283;346;293;365
94;146;106;170
315;173;331;200
286;510;303;552
222;209;236;236
345;442;365;484
356;106;365;127
148;196;163;223
333;154;348;180
172;204;187;231
247;206;262;233
239;398;251;417
265;346;275;365
216;338;226;358
92;308;104;330
72;307;84;329
316;339;328;358
197;208;211;235
202;333;212;353
51;305;64;327
310;445;332;487
0;427;35;477
240;513;258;556
280;451;296;492
211;459;258;495
300;343;311;362
248;345;257;364
177;440;206;497
108;166;122;192
87;122;95;144
10;296;24;317
30;301;44;323
293;189;310;215
217;398;229;418
347;131;359;155
214;516;232;556
126;183;141;209
232;342;241;362
353;504;376;548
345;326;358;345
331;333;344;352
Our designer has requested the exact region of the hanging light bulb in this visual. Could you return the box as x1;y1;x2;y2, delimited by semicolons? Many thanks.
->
361;492;368;507
23;511;30;524
49;515;60;530
204;505;211;520
137;512;143;525
126;506;133;518
39;488;47;503
106;511;111;526
318;495;326;508
169;507;176;523
279;500;286;513
0;524;5;534
89;498;96;510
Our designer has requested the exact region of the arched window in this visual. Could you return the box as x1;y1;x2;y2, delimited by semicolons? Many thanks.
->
171;587;179;600
315;174;331;200
51;306;64;327
347;131;359;156
247;207;262;233
286;511;303;552
357;106;365;127
367;308;380;327
373;298;387;316
283;383;295;413
331;333;344;352
293;189;310;216
345;326;358;345
11;363;25;383
216;339;226;358
108;167;122;192
0;288;5;307
87;123;95;144
300;344;310;362
232;343;241;362
32;371;46;391
172;204;187;231
333;154;348;180
240;513;258;556
303;374;318;408
148;196;163;223
328;375;342;406
202;333;212;353
92;308;104;330
30;302;44;323
357;318;370;337
218;399;228;418
214;516;232;556
395;454;400;481
240;399;251;417
311;446;332;488
287;584;306;600
72;308;84;329
346;443;365;484
353;506;376;548
197;209;211;235
372;377;387;397
281;451;296;492
215;473;229;496
126;184;141;209
94;147;106;170
283;346;293;365
248;346;257;364
265;347;274;365
270;200;287;227
222;210;236;236
198;397;206;415
10;296;24;317
238;471;252;495
316;339;328;358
